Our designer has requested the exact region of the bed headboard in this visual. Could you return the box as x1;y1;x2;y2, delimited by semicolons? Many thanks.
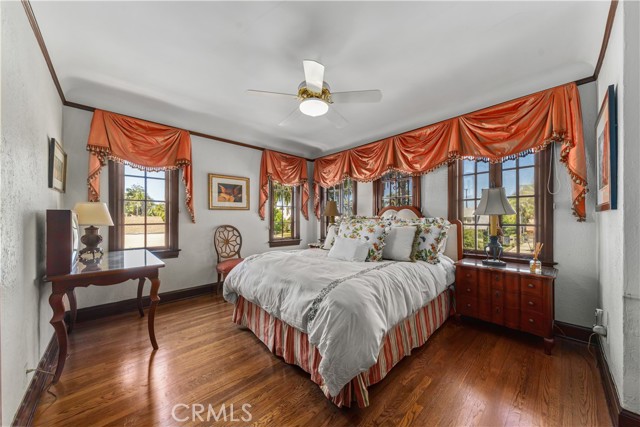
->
377;206;463;261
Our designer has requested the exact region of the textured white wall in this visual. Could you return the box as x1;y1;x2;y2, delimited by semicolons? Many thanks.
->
61;107;317;309
0;2;63;423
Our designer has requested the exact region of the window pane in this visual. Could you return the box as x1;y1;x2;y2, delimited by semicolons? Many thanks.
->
519;167;535;196
146;170;165;179
463;175;474;200
147;202;166;222
463;160;476;174
519;225;536;254
124;201;146;220
124;225;145;249
476;173;489;199
477;226;489;251
519;197;535;225
124;164;145;177
463;199;476;224
520;153;535;167
502;226;517;253
476;161;489;173
502;169;517;197
146;178;166;201
146;224;166;248
463;226;475;250
503;198;517;225
124;176;146;199
503;158;517;170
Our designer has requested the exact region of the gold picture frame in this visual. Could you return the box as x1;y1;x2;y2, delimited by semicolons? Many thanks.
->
208;174;250;210
48;138;67;193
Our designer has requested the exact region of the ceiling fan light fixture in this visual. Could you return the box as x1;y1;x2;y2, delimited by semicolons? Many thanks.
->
299;98;329;117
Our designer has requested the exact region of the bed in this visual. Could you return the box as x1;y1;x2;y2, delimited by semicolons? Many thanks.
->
223;206;462;408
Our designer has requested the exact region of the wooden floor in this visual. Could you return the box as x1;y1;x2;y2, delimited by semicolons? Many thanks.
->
33;293;611;427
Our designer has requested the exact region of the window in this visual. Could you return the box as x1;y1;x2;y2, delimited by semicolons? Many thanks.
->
108;162;180;258
269;180;301;247
449;148;553;263
320;178;357;238
373;171;421;214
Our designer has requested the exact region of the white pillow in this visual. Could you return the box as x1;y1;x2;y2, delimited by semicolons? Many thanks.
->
323;224;338;250
328;237;370;262
382;226;418;261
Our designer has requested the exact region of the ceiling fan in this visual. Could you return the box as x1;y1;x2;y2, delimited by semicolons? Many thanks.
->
247;60;382;128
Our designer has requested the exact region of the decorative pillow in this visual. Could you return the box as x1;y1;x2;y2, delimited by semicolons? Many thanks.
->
412;218;451;264
382;226;419;261
323;224;338;250
338;218;388;262
327;237;370;262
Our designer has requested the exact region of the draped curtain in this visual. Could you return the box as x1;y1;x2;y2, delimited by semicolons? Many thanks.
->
87;110;195;223
314;83;587;221
259;150;310;221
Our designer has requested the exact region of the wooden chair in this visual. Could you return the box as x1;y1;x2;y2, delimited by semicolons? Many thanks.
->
214;225;244;287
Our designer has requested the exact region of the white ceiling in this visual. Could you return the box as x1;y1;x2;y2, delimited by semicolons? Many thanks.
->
31;1;610;158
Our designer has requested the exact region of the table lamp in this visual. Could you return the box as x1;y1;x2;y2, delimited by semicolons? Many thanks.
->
324;200;339;225
74;202;114;258
474;187;516;267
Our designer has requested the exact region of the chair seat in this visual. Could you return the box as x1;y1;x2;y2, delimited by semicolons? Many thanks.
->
216;258;244;275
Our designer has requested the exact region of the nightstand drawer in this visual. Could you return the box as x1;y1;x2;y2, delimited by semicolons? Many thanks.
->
457;268;478;285
504;308;520;329
504;292;520;309
490;272;505;291
457;297;478;317
521;277;544;297
521;311;546;336
457;282;477;298
521;294;544;314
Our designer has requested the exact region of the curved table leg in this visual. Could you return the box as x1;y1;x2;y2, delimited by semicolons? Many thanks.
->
137;278;146;317
66;289;77;333
49;290;68;384
148;276;160;350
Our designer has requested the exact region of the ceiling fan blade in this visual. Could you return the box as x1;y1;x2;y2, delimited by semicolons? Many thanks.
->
247;89;298;100
325;106;348;129
303;60;325;93
331;90;383;103
278;106;303;127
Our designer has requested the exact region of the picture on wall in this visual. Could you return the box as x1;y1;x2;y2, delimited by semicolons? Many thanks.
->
48;138;67;193
596;84;618;212
208;174;250;210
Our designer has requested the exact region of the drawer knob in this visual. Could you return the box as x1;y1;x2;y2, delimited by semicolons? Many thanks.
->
495;308;501;313
466;273;471;278
495;275;500;281
529;318;534;323
495;291;500;297
528;301;534;306
466;288;472;293
528;283;534;288
466;303;471;308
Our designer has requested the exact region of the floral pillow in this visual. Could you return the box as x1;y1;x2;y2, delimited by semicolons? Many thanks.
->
337;218;388;262
411;218;451;264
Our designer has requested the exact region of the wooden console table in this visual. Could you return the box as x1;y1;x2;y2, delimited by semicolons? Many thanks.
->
46;249;165;383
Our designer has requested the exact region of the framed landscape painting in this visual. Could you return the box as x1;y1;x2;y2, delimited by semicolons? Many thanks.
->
48;138;67;193
208;174;250;210
596;84;618;212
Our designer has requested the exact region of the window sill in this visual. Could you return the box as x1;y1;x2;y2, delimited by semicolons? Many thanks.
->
461;252;555;267
150;249;181;259
269;239;301;248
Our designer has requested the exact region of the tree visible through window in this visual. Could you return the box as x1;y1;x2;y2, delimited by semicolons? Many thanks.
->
269;181;300;246
373;171;421;213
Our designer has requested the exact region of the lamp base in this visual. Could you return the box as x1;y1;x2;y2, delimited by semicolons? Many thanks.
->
79;225;104;259
482;259;507;267
483;235;507;267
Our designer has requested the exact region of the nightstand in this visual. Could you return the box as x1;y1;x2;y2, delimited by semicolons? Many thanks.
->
455;258;558;354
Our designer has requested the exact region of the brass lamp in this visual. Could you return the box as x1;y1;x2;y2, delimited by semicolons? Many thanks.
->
324;200;339;225
74;202;114;258
474;188;516;267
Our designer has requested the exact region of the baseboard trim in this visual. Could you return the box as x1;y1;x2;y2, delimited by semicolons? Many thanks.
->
11;335;58;427
70;282;220;324
554;320;595;344
595;335;640;427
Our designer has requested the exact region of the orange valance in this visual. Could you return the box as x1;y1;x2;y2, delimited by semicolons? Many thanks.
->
87;110;195;222
314;83;587;221
259;150;309;221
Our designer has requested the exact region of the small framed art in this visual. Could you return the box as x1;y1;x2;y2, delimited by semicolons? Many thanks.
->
208;174;250;210
596;84;618;212
48;138;67;193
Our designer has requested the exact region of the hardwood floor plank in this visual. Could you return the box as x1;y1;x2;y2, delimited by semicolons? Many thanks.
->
33;295;611;427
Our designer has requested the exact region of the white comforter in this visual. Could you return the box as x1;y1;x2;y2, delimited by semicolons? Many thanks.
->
223;249;455;397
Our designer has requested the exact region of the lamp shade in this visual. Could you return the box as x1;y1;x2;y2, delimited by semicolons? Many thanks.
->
74;202;114;226
474;188;516;216
324;200;339;217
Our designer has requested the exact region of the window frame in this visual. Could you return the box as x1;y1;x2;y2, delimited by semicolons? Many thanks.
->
372;171;421;215
320;179;358;239
108;161;180;259
448;148;554;265
268;180;301;247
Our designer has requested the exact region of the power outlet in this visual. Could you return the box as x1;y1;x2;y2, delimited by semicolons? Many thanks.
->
593;308;607;336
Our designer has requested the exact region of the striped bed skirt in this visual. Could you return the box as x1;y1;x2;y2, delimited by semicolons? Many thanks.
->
232;289;451;408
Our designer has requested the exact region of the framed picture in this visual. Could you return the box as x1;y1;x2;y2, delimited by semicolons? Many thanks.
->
596;84;618;212
48;138;67;193
208;174;250;210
